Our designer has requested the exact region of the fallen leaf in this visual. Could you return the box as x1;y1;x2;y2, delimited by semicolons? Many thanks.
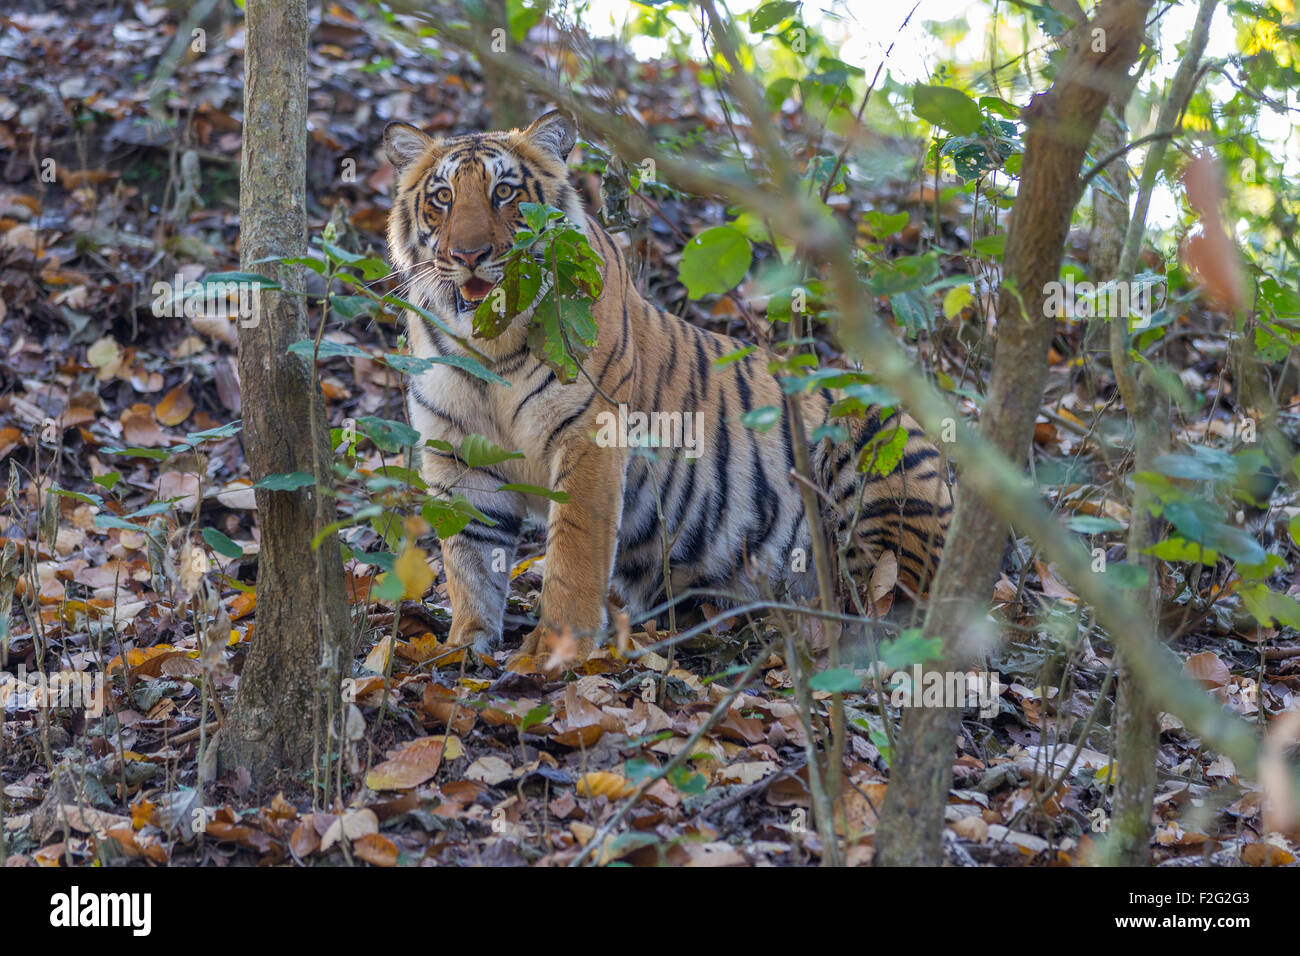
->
154;382;195;426
364;736;445;790
352;832;398;866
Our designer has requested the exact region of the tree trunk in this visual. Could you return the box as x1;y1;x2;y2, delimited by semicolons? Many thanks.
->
1106;0;1218;864
217;0;351;784
875;0;1151;866
475;0;531;129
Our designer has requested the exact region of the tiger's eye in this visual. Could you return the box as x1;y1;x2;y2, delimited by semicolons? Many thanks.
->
494;183;515;202
434;186;453;205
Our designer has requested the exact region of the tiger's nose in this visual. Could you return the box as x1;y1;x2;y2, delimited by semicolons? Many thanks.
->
450;245;492;269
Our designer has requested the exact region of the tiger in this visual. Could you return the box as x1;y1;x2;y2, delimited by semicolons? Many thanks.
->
382;110;952;671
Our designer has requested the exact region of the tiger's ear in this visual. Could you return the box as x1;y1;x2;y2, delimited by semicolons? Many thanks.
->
521;110;577;162
384;122;436;172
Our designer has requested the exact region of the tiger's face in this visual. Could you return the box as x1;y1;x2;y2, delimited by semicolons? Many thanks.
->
383;111;583;331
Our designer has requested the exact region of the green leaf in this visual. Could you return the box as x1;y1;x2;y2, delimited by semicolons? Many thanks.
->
1067;515;1124;534
473;256;543;339
180;420;242;446
1203;523;1267;565
1239;584;1300;629
740;405;781;432
461;434;524;469
1145;537;1218;564
255;471;316;491
520;703;553;732
496;483;570;503
911;84;983;136
49;487;103;507
201;527;244;559
1154;446;1238;482
880;628;943;669
858;425;908;478
100;446;171;460
381;352;509;386
749;0;800;32
808;668;862;693
863;210;910;238
421;496;489;538
1104;562;1150;589
372;570;405;601
679;226;752;299
329;294;374;320
357;415;420;453
526;287;598;383
869;253;940;296
93;513;142;531
507;0;547;41
667;765;708;795
714;345;756;367
202;271;281;291
812;423;849;443
971;234;1006;258
355;549;396;572
288;338;370;362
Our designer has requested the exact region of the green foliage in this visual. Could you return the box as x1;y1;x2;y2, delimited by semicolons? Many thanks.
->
911;84;983;136
473;202;604;383
678;225;753;299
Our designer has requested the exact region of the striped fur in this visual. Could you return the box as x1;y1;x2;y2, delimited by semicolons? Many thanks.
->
383;112;952;667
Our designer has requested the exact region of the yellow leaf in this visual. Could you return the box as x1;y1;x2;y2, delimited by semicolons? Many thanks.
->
362;636;392;674
942;285;972;319
575;771;638;800
394;544;434;601
511;554;543;579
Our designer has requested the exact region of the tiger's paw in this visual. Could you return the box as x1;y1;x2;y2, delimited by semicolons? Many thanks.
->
505;625;592;677
446;628;498;664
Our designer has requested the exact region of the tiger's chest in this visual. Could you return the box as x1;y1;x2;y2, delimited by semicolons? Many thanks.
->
406;317;601;510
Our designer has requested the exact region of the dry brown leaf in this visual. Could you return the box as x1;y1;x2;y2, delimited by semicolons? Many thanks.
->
352;832;399;866
422;685;476;734
364;736;445;790
868;550;898;615
1183;650;1230;688
154;382;195;426
1034;559;1078;602
1241;842;1295;867
464;755;513;785
120;403;169;446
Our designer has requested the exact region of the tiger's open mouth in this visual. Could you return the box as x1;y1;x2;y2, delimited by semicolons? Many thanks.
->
458;277;494;304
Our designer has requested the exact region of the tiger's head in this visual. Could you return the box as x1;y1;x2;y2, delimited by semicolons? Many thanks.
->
383;111;584;330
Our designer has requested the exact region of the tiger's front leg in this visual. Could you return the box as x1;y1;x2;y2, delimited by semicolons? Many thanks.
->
422;447;526;655
508;435;627;673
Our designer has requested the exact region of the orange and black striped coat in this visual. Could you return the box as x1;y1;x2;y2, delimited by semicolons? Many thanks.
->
383;111;952;668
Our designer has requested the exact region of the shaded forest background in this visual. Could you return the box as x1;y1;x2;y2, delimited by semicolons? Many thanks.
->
0;0;1298;867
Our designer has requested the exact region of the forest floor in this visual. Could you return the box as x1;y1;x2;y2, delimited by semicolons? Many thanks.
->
1;4;1298;867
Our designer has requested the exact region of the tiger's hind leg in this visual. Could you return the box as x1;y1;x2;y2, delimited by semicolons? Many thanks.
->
835;414;952;597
